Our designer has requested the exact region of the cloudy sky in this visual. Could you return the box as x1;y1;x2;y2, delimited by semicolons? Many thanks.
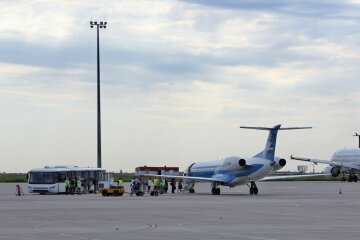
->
1;0;360;173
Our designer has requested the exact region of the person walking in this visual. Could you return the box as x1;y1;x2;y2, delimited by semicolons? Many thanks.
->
177;180;183;193
64;178;70;195
159;178;165;193
141;178;147;193
88;178;93;193
83;178;88;194
147;178;152;193
130;177;135;196
153;178;159;193
118;178;124;187
171;178;176;193
76;178;82;195
93;178;98;194
164;179;168;193
70;178;75;195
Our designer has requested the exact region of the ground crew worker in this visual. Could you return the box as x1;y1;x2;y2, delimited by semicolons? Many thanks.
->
153;178;159;192
93;178;98;194
76;178;82;195
147;178;152;193
177;180;183;193
164;179;168;193
171;178;176;193
64;178;70;195
118;178;124;187
70;178;75;195
159;178;165;193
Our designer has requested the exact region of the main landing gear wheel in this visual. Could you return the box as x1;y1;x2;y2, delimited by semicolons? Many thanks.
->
347;170;357;182
348;175;358;182
249;181;258;195
211;187;220;195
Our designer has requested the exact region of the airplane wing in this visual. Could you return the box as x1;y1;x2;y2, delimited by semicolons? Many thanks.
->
260;173;329;181
135;173;226;184
290;155;360;170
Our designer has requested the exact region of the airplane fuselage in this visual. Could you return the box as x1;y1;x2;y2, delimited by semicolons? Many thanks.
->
331;148;360;163
327;148;360;174
185;156;275;187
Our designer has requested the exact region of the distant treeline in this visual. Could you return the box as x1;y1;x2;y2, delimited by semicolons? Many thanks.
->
0;173;27;183
114;173;134;182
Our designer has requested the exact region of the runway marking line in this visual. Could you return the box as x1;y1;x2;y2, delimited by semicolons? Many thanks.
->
60;235;97;240
238;235;279;240
59;234;73;237
145;223;158;230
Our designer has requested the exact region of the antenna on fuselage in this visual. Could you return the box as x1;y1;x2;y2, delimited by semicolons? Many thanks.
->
353;133;360;148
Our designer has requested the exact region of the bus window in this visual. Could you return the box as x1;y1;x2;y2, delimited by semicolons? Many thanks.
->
58;173;67;182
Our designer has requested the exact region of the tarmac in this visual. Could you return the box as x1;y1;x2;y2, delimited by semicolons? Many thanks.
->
1;181;360;240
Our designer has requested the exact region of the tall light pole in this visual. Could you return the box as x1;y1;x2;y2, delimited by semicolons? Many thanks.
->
90;20;107;168
353;133;360;148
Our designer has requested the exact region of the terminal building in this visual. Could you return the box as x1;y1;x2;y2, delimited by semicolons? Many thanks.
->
135;166;180;176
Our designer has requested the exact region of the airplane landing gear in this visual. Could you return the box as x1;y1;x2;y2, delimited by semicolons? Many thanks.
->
341;172;346;182
211;187;220;195
348;170;358;182
248;181;258;195
211;183;220;195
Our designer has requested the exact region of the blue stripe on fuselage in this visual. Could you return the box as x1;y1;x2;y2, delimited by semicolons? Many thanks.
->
189;164;263;184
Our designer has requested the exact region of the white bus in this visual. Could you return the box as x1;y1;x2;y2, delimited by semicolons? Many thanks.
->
27;166;103;194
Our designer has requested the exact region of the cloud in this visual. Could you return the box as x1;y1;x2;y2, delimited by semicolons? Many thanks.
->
1;0;360;172
181;0;360;19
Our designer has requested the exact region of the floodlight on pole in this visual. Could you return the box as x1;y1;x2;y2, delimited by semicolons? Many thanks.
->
353;133;360;148
90;20;107;168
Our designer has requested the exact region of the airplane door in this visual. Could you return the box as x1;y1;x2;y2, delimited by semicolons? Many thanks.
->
214;167;219;176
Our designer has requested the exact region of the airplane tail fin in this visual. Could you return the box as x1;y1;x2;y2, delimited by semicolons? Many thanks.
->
240;125;311;161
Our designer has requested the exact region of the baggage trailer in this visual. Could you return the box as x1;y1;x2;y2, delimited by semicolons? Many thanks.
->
98;172;124;197
100;186;124;196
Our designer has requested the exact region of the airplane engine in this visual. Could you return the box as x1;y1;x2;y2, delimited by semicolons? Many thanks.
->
239;159;246;167
222;157;246;170
324;165;341;177
272;157;286;171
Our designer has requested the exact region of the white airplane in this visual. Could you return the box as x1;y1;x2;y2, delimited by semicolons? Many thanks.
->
291;148;360;182
139;124;311;195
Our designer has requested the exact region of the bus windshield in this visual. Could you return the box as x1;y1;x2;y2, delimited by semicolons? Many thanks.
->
29;172;56;184
100;172;114;181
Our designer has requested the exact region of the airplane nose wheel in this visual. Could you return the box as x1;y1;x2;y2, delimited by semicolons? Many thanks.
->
248;181;258;195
